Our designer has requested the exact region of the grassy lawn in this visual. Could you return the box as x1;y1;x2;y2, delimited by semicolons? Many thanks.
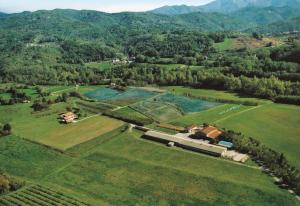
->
0;103;123;150
47;130;298;205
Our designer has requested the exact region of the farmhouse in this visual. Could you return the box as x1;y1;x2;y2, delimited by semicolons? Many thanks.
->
144;130;227;157
185;125;202;133
60;112;77;124
196;125;222;140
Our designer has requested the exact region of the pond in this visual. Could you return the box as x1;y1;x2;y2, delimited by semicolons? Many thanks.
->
156;93;222;113
85;87;222;113
85;87;157;101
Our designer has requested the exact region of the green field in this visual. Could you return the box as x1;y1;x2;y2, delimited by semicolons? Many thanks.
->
46;130;298;205
164;86;270;104
0;102;123;150
171;104;252;126
105;106;153;125
215;103;300;169
168;87;300;169
0;184;91;206
213;37;282;51
0;84;299;205
0;119;298;205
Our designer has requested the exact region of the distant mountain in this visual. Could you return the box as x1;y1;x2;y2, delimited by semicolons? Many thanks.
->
0;9;247;38
230;6;300;25
0;8;298;41
201;0;300;13
250;16;300;34
0;12;7;18
151;0;300;14
151;5;201;15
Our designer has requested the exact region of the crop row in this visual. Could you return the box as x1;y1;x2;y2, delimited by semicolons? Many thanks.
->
0;185;90;206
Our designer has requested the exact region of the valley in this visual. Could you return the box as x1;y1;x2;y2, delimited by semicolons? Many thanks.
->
0;0;300;205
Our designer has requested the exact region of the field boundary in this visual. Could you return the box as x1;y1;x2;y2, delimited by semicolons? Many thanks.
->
213;103;272;124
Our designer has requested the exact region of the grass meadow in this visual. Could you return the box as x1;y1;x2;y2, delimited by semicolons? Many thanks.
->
46;130;298;205
0;102;123;150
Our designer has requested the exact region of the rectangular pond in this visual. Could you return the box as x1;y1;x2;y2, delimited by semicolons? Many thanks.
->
85;87;222;114
85;87;157;101
155;93;222;113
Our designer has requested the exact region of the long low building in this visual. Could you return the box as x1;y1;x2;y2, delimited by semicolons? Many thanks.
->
144;130;227;157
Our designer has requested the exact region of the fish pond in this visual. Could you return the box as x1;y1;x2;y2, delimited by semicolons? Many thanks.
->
155;93;222;113
85;87;222;114
85;87;158;105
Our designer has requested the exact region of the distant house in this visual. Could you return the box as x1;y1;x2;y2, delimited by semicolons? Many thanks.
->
60;112;77;124
196;125;222;140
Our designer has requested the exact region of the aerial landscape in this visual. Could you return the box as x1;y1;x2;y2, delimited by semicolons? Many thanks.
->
0;0;300;205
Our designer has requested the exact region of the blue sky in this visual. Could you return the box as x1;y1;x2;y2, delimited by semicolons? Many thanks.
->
0;0;214;13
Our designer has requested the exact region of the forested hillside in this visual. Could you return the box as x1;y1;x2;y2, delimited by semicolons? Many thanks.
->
0;9;300;103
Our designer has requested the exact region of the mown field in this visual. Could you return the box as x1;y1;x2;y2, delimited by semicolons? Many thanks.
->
0;100;123;150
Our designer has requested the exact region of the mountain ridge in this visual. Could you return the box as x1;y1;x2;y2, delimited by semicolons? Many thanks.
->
151;0;300;14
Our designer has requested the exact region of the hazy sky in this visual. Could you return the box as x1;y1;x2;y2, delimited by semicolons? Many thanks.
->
0;0;214;13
